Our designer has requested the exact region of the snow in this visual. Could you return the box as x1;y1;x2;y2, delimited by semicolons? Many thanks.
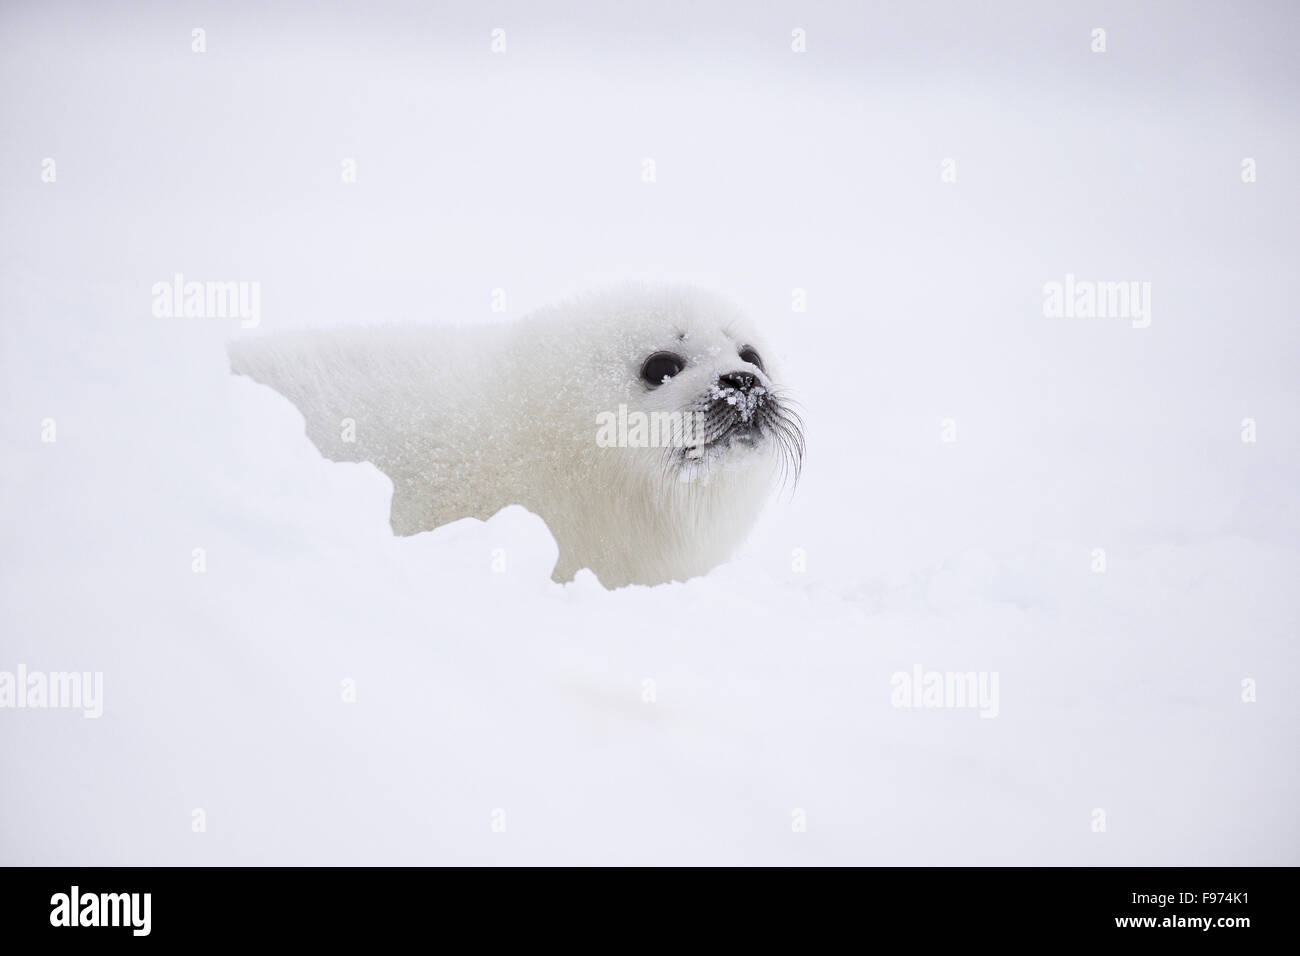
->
1;1;1297;864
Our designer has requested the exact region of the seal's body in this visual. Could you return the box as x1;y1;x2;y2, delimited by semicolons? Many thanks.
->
229;284;802;587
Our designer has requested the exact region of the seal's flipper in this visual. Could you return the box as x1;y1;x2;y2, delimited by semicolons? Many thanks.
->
231;332;382;464
229;325;507;538
228;330;437;529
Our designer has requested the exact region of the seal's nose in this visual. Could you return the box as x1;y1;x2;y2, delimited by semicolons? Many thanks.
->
718;371;758;392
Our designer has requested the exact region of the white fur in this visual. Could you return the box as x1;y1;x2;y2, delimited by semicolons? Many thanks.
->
229;284;790;587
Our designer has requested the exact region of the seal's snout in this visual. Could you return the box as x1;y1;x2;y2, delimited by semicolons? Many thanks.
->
710;371;769;425
718;371;759;392
682;361;802;489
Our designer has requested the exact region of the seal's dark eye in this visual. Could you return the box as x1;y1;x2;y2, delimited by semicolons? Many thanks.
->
640;351;685;386
738;346;764;372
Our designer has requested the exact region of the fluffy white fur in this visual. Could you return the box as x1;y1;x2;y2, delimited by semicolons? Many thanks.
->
229;284;798;587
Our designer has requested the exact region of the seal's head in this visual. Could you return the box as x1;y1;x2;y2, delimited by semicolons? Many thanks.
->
516;283;804;583
634;322;803;488
558;284;804;493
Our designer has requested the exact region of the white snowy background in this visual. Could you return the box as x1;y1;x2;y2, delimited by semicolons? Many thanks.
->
2;0;1297;864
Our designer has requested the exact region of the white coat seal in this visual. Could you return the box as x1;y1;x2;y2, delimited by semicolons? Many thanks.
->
228;284;803;587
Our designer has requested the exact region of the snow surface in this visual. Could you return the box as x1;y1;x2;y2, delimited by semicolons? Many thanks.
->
1;1;1297;864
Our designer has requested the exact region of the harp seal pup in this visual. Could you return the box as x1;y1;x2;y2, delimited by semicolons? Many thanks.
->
228;284;804;588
